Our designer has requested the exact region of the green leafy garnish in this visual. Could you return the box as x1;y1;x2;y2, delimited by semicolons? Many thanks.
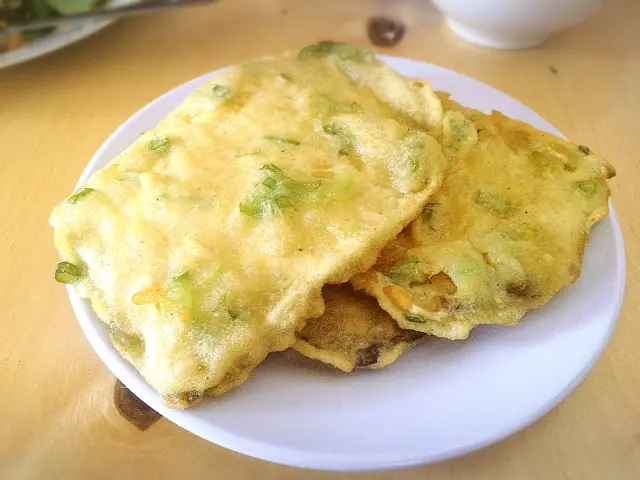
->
47;0;101;15
148;136;171;155
474;191;515;218
68;187;94;204
280;73;293;81
575;179;598;196
32;0;56;17
54;261;83;284
22;27;56;42
264;135;301;146
383;258;422;283
211;84;229;98
239;164;320;219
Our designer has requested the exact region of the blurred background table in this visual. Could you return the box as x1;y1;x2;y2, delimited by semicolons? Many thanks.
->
1;0;639;478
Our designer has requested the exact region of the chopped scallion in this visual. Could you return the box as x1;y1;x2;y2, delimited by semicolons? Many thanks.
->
67;187;94;204
148;136;172;155
211;84;229;98
264;135;300;146
55;261;83;284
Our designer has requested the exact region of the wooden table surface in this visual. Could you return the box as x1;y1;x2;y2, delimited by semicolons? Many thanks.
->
1;0;639;478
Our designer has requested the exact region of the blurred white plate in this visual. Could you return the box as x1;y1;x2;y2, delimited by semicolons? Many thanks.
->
66;55;625;471
0;20;112;69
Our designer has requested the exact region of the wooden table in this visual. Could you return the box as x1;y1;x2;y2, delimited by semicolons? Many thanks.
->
1;0;639;478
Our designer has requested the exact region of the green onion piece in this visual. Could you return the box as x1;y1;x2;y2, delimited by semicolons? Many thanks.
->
55;261;83;284
67;187;94;204
474;191;515;217
148;136;171;155
383;257;422;283
323;123;342;135
264;135;301;146
239;164;320;218
405;312;428;323
331;43;368;62
174;271;189;283
274;195;293;208
280;73;293;81
323;122;354;155
403;135;426;172
448;118;473;144
236;150;263;159
576;179;598;196
261;164;283;174
212;84;229;98
298;41;337;59
262;177;277;189
239;201;259;217
297;41;369;63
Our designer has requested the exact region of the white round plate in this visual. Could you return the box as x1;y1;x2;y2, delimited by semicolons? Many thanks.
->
67;55;625;471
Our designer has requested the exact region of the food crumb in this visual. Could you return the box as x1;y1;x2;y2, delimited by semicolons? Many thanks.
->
549;65;558;75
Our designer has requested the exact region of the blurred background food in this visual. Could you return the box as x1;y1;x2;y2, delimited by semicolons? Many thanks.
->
0;0;105;52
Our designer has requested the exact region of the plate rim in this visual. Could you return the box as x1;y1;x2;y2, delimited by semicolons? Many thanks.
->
64;55;626;471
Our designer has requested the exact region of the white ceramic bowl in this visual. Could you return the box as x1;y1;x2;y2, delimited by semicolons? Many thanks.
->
432;0;604;49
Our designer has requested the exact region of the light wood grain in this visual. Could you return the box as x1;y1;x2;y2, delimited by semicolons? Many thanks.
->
1;0;639;478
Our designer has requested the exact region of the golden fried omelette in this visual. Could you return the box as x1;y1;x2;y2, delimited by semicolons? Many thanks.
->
352;94;615;340
50;43;449;408
294;284;425;372
291;102;477;371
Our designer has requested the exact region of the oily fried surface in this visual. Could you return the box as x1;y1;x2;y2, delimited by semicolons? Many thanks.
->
352;94;615;340
50;43;448;408
294;284;424;372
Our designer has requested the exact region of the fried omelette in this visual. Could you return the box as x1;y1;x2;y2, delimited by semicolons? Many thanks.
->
292;103;477;371
294;284;425;372
351;94;615;340
50;43;449;408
